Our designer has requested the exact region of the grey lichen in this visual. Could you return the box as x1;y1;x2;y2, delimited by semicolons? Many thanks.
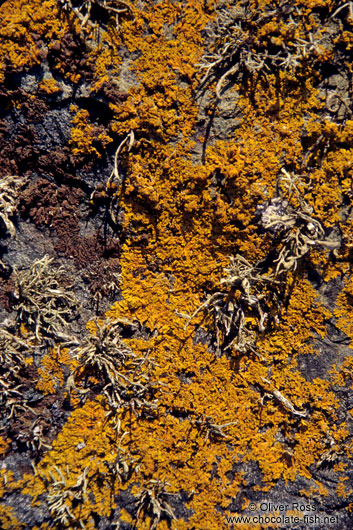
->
134;480;176;530
13;255;78;341
70;319;160;418
0;175;25;238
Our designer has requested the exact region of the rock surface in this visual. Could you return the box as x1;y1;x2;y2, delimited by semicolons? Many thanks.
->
1;1;353;529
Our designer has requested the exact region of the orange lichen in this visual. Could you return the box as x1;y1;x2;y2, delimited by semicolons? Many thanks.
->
0;470;23;530
36;347;71;395
331;356;353;389
79;0;353;525
334;276;353;342
0;437;10;458
22;399;132;529
0;0;78;82
38;77;61;95
336;476;353;499
69;106;113;158
0;505;24;530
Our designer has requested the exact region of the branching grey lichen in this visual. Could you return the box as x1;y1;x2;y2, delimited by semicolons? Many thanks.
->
0;324;36;427
71;319;159;418
0;175;25;238
90;131;134;226
60;0;134;30
103;431;141;484
188;169;341;355
13;255;78;341
317;435;344;468
134;480;176;530
187;254;280;354
198;1;331;98
257;169;341;275
259;377;308;418
192;414;237;442
39;465;88;528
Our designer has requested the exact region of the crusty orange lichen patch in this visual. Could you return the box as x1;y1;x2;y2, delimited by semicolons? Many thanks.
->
0;505;24;530
0;0;78;82
38;77;61;95
22;399;132;529
0;470;23;530
334;275;353;342
331;355;353;389
102;245;347;525
36;346;71;395
88;0;353;526
0;436;10;458
69;105;113;158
